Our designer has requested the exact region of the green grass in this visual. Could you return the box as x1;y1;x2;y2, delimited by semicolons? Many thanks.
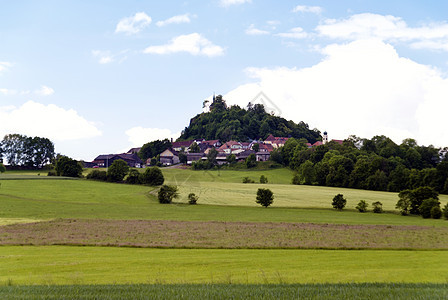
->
1;283;447;299
1;246;447;285
1;179;447;226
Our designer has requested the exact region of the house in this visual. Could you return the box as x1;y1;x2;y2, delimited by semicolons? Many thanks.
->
256;152;270;162
159;149;180;166
172;140;194;152
264;134;289;148
186;153;205;165
93;153;143;168
218;141;243;154
258;143;274;153
235;150;256;162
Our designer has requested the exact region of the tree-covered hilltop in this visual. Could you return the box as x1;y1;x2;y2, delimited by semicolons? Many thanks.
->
179;95;321;143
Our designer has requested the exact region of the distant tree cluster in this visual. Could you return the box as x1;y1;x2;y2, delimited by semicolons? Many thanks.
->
138;139;172;162
283;135;448;194
54;155;83;178
0;134;54;168
179;95;321;143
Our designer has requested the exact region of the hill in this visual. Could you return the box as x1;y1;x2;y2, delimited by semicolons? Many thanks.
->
179;95;321;143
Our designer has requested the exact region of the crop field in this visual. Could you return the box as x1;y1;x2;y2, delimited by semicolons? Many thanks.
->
0;168;447;298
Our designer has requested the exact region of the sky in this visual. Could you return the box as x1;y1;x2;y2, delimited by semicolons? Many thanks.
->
1;0;448;161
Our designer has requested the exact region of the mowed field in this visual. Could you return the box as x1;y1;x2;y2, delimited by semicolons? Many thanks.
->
0;168;447;297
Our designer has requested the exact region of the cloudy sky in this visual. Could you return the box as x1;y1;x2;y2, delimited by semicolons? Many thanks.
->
1;1;448;160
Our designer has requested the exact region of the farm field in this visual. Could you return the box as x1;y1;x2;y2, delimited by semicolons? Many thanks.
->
1;246;447;285
0;168;447;298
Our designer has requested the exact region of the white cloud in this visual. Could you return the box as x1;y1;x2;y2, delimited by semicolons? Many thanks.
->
125;126;180;147
222;39;448;147
245;24;270;36
35;85;54;96
220;0;251;7
317;13;448;51
143;33;225;57
292;5;322;14
0;101;101;141
0;88;16;95
0;62;12;73
276;27;308;39
92;50;114;64
115;12;151;35
156;14;192;27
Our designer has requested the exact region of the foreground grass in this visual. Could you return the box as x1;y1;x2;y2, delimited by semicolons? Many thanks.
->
1;283;447;299
1;246;447;285
1;179;447;226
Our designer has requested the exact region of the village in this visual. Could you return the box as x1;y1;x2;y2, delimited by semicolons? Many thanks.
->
90;132;343;168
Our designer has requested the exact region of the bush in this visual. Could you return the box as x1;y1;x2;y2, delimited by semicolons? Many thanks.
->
47;171;57;176
431;206;442;219
86;170;107;181
107;159;130;182
158;185;178;204
259;175;268;184
356;200;368;213
256;188;274;208
188;193;198;205
372;201;383;213
242;177;255;183
125;169;141;184
140;167;164;186
419;198;440;219
55;156;83;178
0;163;5;173
291;173;300;185
442;203;448;220
332;194;346;210
246;153;257;168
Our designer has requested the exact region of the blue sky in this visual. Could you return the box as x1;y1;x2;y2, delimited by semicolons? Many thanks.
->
1;0;448;161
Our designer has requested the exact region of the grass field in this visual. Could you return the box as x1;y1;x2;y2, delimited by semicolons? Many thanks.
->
1;283;447;299
1;246;447;285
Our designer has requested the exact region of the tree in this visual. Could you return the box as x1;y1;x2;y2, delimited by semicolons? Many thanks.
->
409;186;439;215
372;201;383;213
296;160;315;185
246;153;257;168
207;148;218;166
259;175;268;184
396;190;412;215
55;156;82;178
356;200;368;212
107;159;129;182
179;153;187;164
252;143;260;152
125;169;141;184
140;167;164;186
442;203;448;220
138;139;172;161
0;134;54;168
332;194;346;210
0;163;5;173
419;198;440;219
256;188;274;208
226;154;236;164
190;142;200;153
431;206;442;219
158;185;179;204
188;193;198;205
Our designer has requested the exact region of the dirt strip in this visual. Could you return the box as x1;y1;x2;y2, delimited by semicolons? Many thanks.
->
1;219;447;249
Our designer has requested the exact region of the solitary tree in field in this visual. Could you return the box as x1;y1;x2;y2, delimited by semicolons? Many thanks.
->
332;194;346;210
188;193;199;205
356;200;368;212
256;188;274;208
158;185;179;204
372;201;384;213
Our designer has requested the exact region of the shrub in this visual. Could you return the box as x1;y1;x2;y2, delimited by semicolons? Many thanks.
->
55;156;83;178
291;173;300;185
442;203;448;220
47;171;57;176
0;163;5;173
356;200;368;213
431;206;442;219
242;177;255;183
140;167;164;186
86;170;107;181
107;159;129;182
259;175;268;184
246;153;257;168
419;198;440;219
372;201;383;213
256;188;274;208
125;169;141;184
188;193;198;205
332;194;346;210
158;185;178;204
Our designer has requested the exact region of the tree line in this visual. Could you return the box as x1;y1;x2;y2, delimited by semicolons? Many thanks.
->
273;135;448;194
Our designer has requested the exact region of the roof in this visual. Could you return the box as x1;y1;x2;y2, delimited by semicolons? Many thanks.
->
94;153;143;164
265;134;276;142
127;147;141;154
259;143;274;152
331;139;344;145
160;148;179;157
172;140;194;148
